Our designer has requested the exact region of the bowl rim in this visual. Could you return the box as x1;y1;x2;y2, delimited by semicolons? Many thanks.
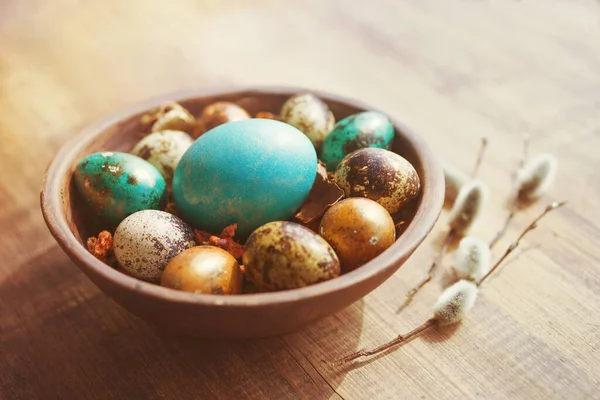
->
41;86;444;307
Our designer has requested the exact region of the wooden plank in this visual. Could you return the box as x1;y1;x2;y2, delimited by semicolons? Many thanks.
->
0;248;338;399
1;0;599;398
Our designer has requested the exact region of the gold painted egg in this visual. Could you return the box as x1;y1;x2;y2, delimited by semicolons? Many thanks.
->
161;246;243;294
319;198;395;272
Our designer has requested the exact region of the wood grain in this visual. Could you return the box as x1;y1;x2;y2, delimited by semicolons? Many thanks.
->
1;0;599;398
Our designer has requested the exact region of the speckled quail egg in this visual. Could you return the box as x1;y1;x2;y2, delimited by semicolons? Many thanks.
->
149;103;197;135
334;147;420;214
243;221;340;291
319;198;395;272
113;210;196;282
280;93;335;151
131;130;193;181
195;101;250;137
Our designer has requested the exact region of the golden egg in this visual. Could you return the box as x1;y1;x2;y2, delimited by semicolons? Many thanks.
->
161;245;243;294
334;147;420;214
319;198;395;272
243;221;340;291
255;111;278;120
195;101;250;137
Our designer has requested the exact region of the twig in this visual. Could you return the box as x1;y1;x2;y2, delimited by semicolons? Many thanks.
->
331;319;437;366
489;134;530;248
332;201;565;367
471;137;488;178
398;230;455;312
479;201;565;286
489;203;518;249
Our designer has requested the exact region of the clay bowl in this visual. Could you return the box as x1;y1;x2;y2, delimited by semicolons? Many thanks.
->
41;87;444;338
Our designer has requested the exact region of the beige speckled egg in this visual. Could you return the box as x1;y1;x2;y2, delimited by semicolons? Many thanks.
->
131;130;193;181
334;148;420;214
161;246;243;295
243;221;340;291
150;103;197;135
113;210;196;282
280;93;335;151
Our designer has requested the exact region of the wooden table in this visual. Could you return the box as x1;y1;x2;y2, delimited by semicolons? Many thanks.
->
1;1;599;398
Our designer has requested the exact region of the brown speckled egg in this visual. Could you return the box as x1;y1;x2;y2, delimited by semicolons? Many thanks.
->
161;246;243;294
334;147;420;214
113;210;196;282
280;93;335;151
243;221;340;291
195;101;250;137
319;198;395;272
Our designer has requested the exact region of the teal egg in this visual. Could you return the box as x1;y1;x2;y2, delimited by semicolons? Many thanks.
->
320;111;395;171
172;119;318;238
74;151;167;226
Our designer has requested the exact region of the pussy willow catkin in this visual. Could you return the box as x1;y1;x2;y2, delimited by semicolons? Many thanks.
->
490;153;558;249
443;163;469;204
452;236;491;282
334;202;565;366
517;154;558;201
447;181;488;234
432;279;479;325
334;280;479;365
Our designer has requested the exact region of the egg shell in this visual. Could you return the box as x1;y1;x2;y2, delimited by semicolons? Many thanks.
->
334;147;420;214
255;111;278;120
172;119;318;238
151;103;197;135
73;151;167;226
195;101;250;138
321;111;395;171
319;198;395;272
161;246;243;294
113;210;196;282
280;93;335;151
131;130;193;181
243;221;340;291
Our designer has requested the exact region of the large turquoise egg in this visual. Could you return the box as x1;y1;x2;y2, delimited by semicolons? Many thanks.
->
172;119;318;238
320;111;395;171
74;151;167;226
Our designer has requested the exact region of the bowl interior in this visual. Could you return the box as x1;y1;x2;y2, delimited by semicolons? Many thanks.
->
67;90;425;246
43;87;443;314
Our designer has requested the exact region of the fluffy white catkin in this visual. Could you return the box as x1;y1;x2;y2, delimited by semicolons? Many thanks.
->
443;163;469;204
517;153;557;200
453;236;491;281
447;180;487;234
433;280;479;325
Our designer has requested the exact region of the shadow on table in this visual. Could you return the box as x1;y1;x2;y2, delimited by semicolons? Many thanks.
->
0;246;363;399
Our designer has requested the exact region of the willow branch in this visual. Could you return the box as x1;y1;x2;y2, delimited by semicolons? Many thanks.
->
479;201;565;286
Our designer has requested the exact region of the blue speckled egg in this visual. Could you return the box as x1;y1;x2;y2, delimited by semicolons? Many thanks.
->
74;151;167;226
172;119;318;238
320;111;395;171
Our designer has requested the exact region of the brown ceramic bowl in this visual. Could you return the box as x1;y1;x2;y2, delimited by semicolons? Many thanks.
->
41;87;444;338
